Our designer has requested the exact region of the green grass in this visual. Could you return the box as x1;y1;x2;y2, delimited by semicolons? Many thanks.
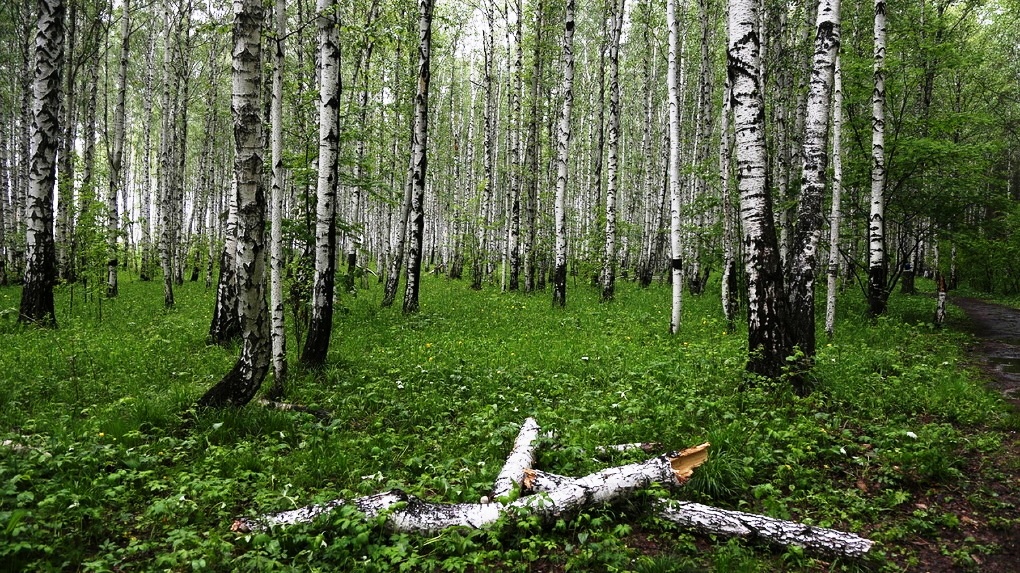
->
0;272;1013;571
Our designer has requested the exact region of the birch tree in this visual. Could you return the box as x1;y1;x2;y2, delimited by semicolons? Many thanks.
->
727;0;792;380
198;0;270;408
268;0;287;397
506;0;523;291
402;0;434;313
551;0;576;308
867;0;888;317
301;0;341;367
600;0;624;302
106;0;131;298
667;0;683;333
824;55;843;339
19;0;65;326
786;0;841;366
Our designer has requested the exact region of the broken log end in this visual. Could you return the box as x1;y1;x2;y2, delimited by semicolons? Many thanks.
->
669;442;710;484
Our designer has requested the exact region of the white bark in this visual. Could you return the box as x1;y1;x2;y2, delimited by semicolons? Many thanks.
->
402;0;434;313
490;417;541;500
656;500;874;557
601;0;624;302
269;0;287;393
667;0;684;334
868;0;888;315
301;0;341;365
729;0;790;379
19;0;64;325
788;0;841;358
552;0;575;308
197;0;269;408
824;55;844;339
107;0;130;298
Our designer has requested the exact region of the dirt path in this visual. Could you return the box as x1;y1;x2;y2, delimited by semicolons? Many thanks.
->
952;297;1020;408
925;297;1020;573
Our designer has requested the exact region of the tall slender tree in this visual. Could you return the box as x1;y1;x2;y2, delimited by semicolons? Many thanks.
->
867;0;888;316
551;0;576;308
301;0;341;367
198;0;270;408
824;55;844;339
667;0;683;333
786;0;841;366
106;0;131;298
402;0;435;313
601;0;624;302
268;0;287;398
19;0;65;326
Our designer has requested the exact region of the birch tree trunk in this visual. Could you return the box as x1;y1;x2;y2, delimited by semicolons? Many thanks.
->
867;0;888;317
506;0;523;292
402;0;434;314
473;6;496;292
0;124;8;286
139;35;155;281
300;0;341;367
198;0;270;408
551;0;575;308
522;0;545;294
824;55;844;340
106;0;131;298
268;0;287;398
600;0;624;303
667;0;683;333
720;56;738;332
786;0;841;370
19;0;64;327
728;0;792;380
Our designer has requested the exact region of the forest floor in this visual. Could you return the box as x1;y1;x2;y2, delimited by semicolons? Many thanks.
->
906;297;1020;573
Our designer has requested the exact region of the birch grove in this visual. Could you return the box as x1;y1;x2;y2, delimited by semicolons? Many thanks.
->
0;0;1016;391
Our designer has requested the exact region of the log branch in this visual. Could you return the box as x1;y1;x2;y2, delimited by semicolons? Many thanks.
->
490;417;541;501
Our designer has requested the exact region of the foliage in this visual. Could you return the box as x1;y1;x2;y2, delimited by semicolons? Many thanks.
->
0;275;1015;571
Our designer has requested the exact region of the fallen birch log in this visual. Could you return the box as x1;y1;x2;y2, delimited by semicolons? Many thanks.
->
489;417;541;501
232;444;710;533
655;500;874;558
523;468;873;558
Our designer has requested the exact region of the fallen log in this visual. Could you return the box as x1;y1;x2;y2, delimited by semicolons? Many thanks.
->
489;417;541;501
523;467;874;558
655;500;874;558
232;444;710;533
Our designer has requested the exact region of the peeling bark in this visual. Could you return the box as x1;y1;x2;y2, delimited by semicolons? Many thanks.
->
19;0;65;327
197;0;269;408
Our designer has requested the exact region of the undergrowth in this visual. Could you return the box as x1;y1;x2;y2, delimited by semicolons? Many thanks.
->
0;273;1013;571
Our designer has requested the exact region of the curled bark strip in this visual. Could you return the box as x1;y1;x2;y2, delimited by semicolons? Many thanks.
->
234;445;711;534
257;399;331;421
490;417;541;500
655;500;874;558
594;442;661;455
